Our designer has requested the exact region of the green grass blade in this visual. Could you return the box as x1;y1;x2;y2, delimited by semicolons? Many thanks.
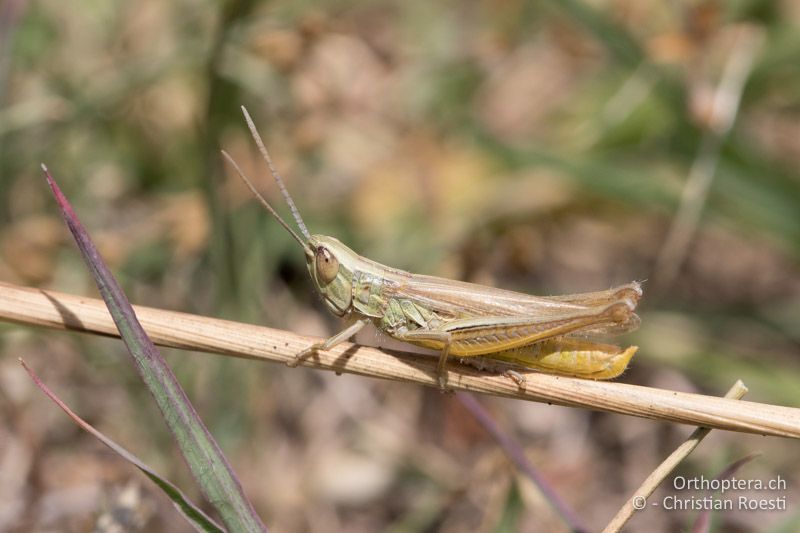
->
42;164;267;533
20;359;224;533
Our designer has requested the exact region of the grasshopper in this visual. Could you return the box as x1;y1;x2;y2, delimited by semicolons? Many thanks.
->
222;106;641;389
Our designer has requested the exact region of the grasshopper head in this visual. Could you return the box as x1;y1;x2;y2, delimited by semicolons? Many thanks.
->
224;107;361;318
305;235;356;317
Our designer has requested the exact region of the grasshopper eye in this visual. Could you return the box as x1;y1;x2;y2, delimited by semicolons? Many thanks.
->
315;246;339;285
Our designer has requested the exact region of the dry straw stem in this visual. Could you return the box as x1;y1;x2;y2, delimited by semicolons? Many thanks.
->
2;281;799;438
602;381;748;533
653;27;763;291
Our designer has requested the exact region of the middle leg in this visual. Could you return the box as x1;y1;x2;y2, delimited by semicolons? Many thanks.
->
394;329;453;390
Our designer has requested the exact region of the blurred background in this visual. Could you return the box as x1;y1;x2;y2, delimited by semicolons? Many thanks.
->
1;0;799;531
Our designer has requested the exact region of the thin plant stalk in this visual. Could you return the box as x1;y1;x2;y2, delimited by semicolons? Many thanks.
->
2;280;799;439
602;381;748;533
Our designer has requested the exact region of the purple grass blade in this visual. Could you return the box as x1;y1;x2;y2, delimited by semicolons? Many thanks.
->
42;164;267;532
691;453;760;533
456;392;589;533
20;359;223;533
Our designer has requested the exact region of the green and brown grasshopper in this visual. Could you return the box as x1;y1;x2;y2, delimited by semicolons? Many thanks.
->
223;107;641;389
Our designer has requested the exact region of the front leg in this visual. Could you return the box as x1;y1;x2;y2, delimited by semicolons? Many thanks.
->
287;318;370;368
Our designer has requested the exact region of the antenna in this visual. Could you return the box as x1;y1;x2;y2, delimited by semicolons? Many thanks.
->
240;105;311;240
221;150;307;247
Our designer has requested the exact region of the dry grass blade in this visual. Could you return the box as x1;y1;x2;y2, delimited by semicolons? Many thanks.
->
602;381;749;533
2;281;799;438
653;27;764;291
